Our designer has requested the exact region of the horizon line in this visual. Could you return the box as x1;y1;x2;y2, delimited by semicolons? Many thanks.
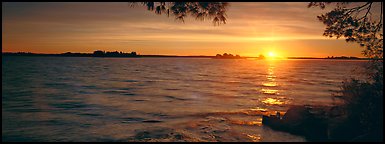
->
2;51;369;59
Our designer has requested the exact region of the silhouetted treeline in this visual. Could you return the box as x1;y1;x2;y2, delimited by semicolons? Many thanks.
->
1;52;91;57
2;52;214;58
2;51;139;58
326;56;360;59
92;50;138;57
214;53;243;59
61;52;93;57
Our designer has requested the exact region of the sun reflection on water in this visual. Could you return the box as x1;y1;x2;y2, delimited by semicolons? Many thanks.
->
261;62;279;94
262;98;284;105
260;61;286;106
262;82;277;87
246;134;262;142
229;117;263;126
249;107;267;112
261;89;279;95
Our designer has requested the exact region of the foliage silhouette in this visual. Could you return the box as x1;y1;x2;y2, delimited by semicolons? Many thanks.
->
258;54;265;59
310;2;383;141
131;2;229;26
214;53;242;59
308;2;383;60
92;50;138;57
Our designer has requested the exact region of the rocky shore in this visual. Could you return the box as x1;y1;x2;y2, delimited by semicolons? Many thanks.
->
262;105;382;142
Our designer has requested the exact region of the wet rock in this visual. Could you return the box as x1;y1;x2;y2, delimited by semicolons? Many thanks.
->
262;105;329;141
265;105;382;142
328;105;345;118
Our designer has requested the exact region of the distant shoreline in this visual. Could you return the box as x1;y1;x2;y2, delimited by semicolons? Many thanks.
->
2;52;374;60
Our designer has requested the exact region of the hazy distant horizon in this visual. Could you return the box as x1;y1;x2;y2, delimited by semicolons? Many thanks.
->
2;51;368;59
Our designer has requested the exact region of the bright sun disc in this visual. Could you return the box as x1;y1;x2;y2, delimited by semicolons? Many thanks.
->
268;52;276;57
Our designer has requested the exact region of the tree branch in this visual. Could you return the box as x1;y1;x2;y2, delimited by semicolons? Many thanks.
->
362;3;373;23
345;2;371;14
375;2;383;33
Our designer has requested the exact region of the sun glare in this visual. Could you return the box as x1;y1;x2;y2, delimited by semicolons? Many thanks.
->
268;52;276;57
266;51;279;59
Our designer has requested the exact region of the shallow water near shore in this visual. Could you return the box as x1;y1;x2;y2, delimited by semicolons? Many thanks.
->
2;56;366;142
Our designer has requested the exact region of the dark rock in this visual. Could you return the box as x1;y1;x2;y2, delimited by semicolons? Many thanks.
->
263;104;383;142
263;105;329;141
328;106;345;118
327;115;366;141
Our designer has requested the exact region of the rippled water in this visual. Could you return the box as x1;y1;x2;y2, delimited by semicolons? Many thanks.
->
2;56;366;142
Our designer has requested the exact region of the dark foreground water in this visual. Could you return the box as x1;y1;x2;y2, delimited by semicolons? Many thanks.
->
2;56;366;142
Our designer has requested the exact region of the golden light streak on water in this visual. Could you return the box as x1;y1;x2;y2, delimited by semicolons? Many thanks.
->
262;98;284;105
246;133;262;142
229;119;263;126
262;82;277;87
261;89;279;95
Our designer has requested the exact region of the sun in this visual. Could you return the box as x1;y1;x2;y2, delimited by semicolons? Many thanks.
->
268;52;276;57
265;51;282;60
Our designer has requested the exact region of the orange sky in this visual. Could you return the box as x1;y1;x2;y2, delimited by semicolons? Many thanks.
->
2;2;381;57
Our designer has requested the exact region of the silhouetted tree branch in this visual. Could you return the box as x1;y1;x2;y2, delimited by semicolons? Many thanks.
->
309;2;383;60
130;2;229;26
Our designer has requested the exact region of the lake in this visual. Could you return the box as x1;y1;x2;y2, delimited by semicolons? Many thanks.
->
2;56;367;142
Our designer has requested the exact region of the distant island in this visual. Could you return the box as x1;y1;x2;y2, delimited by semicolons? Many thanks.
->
2;51;213;58
2;50;139;58
325;56;360;59
92;50;138;57
213;53;245;59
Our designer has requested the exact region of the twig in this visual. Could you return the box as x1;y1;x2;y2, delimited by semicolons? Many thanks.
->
363;3;373;23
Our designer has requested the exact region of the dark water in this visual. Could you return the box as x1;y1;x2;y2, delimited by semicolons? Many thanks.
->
2;56;366;142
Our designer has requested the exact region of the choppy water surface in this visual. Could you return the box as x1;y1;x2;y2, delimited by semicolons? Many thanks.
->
2;56;366;142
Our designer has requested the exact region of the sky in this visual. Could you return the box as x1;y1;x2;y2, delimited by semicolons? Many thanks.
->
2;2;381;57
